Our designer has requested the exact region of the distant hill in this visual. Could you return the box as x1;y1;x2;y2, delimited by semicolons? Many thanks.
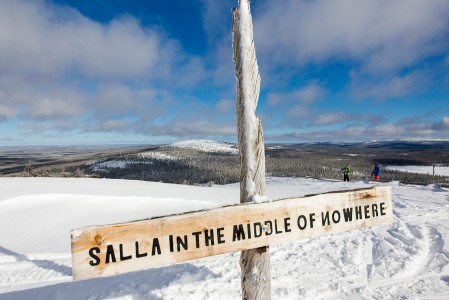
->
268;140;449;150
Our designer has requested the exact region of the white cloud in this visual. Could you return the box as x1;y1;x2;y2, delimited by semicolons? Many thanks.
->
0;104;14;121
287;105;311;119
147;120;235;137
431;116;449;130
95;120;134;132
28;97;86;119
349;71;429;100
93;84;161;118
170;56;208;88
0;77;88;119
267;83;325;106
312;113;351;126
265;84;326;123
272;116;449;141
364;124;405;136
18;119;79;134
2;0;445;143
0;0;218;139
216;99;234;113
254;0;449;74
0;1;163;80
0;0;169;124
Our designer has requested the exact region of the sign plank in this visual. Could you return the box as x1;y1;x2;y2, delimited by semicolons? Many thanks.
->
71;186;392;280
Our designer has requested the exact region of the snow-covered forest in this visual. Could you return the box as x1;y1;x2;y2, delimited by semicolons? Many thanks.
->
2;140;449;185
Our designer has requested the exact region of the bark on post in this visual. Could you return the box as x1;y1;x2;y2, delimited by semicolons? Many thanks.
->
232;0;271;299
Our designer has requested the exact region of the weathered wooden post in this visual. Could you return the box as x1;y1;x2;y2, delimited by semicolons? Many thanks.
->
232;0;271;299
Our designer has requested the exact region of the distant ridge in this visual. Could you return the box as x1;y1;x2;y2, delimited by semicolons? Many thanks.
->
267;140;449;150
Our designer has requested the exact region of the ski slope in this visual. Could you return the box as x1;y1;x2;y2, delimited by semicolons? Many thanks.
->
1;177;449;299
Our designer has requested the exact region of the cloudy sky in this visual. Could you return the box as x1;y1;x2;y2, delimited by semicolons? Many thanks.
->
0;0;448;146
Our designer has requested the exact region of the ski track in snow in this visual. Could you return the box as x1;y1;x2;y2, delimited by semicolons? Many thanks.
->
0;253;71;293
1;177;449;299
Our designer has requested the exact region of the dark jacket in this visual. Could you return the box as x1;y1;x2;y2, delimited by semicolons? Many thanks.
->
371;166;381;176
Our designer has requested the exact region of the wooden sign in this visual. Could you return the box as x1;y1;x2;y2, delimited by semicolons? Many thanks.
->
71;186;393;280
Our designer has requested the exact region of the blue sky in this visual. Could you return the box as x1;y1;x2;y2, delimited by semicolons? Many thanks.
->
0;0;448;146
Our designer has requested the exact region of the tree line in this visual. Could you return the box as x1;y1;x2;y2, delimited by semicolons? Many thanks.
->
81;145;448;185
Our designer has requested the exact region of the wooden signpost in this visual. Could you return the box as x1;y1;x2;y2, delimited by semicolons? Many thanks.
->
232;0;271;298
71;186;392;281
71;3;394;300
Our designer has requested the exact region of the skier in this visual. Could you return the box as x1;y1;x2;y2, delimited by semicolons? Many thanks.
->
341;164;351;182
371;163;381;181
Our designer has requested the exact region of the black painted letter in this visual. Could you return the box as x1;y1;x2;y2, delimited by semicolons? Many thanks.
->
380;202;386;216
297;215;307;230
343;207;353;222
322;211;330;226
284;217;291;233
135;241;148;258
89;247;100;266
152;238;161;255
233;224;246;241
217;227;225;244
119;244;132;261
105;244;116;264
253;222;262;238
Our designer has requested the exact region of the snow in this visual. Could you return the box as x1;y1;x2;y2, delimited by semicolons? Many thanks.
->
386;165;449;177
91;160;154;171
138;151;176;160
169;140;238;155
92;160;130;169
1;177;449;299
251;194;269;203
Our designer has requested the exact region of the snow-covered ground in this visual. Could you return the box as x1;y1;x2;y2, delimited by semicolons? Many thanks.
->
90;160;154;172
1;177;449;299
169;140;238;154
138;151;176;161
386;165;449;177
